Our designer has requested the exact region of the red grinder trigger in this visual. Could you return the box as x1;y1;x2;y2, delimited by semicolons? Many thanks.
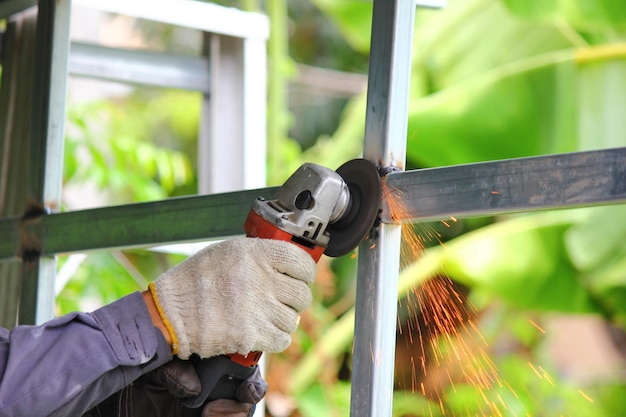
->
183;159;381;409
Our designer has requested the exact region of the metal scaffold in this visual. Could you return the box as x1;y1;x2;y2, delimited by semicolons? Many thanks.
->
0;0;625;416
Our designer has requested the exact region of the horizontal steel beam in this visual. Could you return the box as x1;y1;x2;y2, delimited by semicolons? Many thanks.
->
2;147;625;260
382;147;626;223
69;42;211;92
73;0;269;41
0;188;277;260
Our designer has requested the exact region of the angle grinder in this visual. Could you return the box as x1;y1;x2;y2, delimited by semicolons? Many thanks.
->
184;158;381;409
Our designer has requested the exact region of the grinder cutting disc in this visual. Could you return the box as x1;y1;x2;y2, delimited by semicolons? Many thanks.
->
325;159;381;257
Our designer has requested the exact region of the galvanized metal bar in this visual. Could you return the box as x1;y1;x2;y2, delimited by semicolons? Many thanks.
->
73;0;269;41
199;34;244;193
351;0;416;416
69;42;211;93
0;9;38;329
381;147;626;223
0;188;278;260
242;37;268;189
20;0;71;325
198;33;267;194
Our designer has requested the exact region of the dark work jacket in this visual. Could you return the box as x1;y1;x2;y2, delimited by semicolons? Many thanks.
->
0;292;172;417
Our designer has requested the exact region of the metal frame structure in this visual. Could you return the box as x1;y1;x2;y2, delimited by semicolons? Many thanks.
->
1;0;625;416
0;0;268;326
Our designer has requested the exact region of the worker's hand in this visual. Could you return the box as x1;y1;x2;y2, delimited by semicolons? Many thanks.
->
83;358;263;417
150;237;317;359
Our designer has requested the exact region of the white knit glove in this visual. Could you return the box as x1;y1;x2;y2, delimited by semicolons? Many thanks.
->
149;237;317;360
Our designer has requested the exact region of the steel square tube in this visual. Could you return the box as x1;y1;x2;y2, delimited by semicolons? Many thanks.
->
382;147;626;223
69;42;211;92
351;0;416;415
73;0;269;41
0;188;277;260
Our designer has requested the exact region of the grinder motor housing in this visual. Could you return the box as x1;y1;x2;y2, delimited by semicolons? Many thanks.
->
244;162;352;262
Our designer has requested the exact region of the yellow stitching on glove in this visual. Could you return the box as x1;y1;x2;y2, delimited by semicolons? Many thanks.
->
149;282;179;355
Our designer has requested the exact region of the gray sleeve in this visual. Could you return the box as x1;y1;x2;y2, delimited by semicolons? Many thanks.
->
0;292;173;417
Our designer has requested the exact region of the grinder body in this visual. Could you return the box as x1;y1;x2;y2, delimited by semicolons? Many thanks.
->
184;159;380;409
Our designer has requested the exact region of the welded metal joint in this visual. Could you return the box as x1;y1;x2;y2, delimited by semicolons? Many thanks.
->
370;164;403;234
378;164;402;177
16;201;49;263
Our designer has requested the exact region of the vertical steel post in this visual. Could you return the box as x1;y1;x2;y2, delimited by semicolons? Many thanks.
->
198;31;267;194
350;0;416;416
20;0;72;325
0;9;38;328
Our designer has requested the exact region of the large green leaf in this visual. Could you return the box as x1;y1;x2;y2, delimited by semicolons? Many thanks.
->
407;53;579;167
501;0;626;33
411;0;582;94
308;0;372;54
565;205;626;271
565;205;626;324
441;210;600;313
577;53;626;150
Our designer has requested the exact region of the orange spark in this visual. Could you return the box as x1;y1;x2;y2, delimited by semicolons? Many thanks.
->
383;182;520;417
578;389;594;403
528;362;543;379
528;319;546;334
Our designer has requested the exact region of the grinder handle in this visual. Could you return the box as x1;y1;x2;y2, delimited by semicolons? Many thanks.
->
227;209;323;368
244;209;325;261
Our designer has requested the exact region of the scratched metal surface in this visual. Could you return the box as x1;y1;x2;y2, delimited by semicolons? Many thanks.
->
381;147;626;223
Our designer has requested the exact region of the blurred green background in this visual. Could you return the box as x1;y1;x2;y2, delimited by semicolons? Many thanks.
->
58;0;626;415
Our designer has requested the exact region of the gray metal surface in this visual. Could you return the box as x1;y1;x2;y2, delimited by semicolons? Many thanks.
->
198;33;268;194
382;147;626;223
0;188;278;260
0;9;38;329
69;42;211;92
73;0;269;40
21;0;72;325
351;0;416;416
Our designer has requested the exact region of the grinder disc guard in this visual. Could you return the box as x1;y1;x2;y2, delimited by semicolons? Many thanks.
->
325;159;381;257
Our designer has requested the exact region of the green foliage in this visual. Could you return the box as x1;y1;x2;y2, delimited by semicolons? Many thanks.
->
297;381;351;417
501;0;626;33
443;210;600;313
58;87;199;313
308;0;373;54
64;91;197;205
56;253;143;314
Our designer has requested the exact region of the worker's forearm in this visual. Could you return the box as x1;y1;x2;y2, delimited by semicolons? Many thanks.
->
0;292;172;417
